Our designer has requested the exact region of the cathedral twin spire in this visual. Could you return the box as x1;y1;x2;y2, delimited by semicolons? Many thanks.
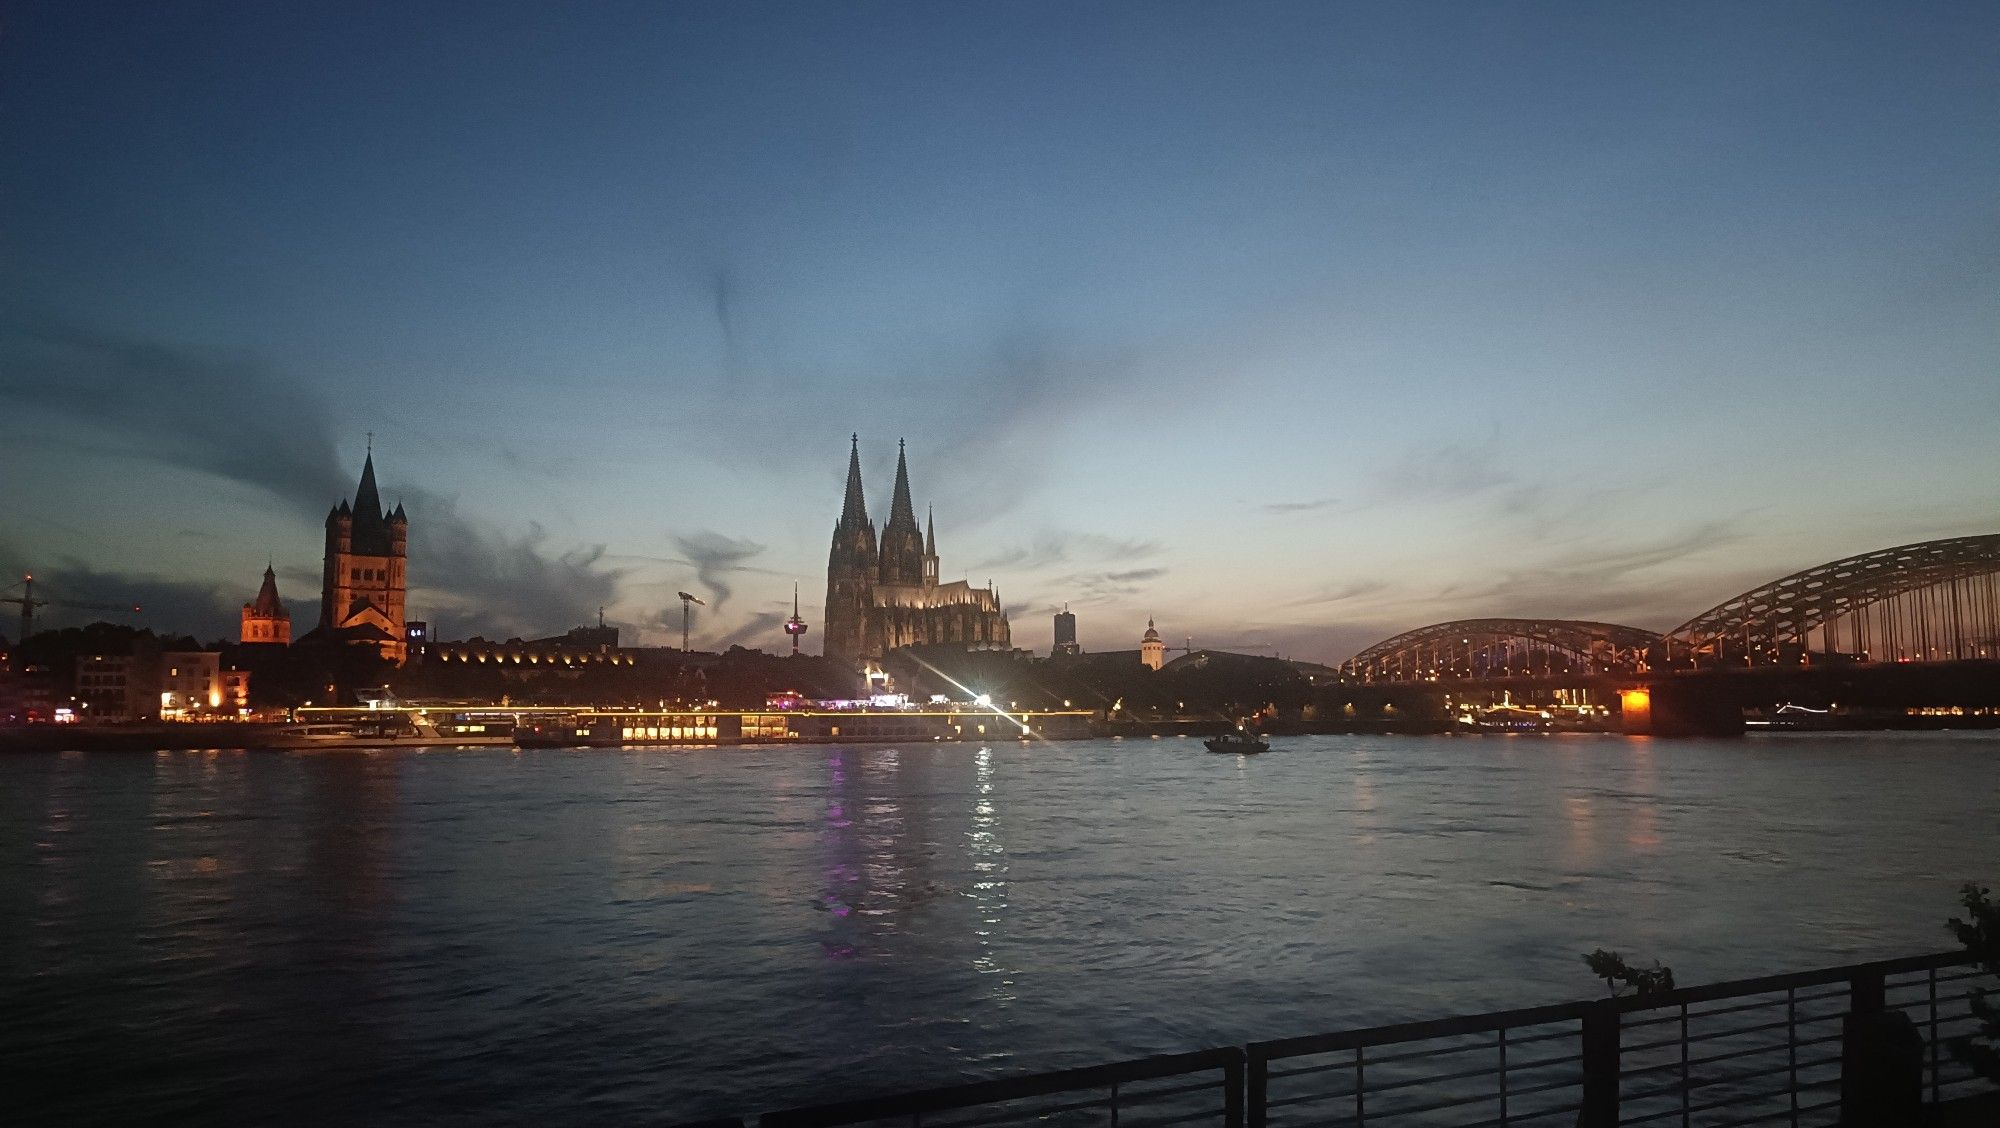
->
835;437;936;587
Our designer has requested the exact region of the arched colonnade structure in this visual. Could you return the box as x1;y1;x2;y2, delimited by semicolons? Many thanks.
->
1341;533;2000;684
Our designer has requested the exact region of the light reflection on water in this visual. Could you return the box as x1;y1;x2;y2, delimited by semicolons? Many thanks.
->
2;732;1998;1125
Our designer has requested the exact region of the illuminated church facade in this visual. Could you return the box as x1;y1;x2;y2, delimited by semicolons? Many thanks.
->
301;451;409;663
824;437;1010;669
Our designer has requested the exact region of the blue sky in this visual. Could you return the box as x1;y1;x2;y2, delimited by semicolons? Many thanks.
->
2;2;1995;661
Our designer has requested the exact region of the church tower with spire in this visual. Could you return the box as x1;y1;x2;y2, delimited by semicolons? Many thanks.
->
824;435;878;666
240;565;291;645
877;440;927;587
823;437;1011;670
312;446;410;662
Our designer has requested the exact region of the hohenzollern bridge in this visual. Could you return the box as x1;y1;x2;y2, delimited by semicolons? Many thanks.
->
1336;533;2000;734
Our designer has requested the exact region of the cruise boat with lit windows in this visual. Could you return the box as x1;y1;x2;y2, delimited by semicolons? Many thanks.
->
271;709;518;748
286;695;1096;749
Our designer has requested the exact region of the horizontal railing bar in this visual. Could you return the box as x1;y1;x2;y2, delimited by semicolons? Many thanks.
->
1608;1064;1840;1120
1122;1104;1229;1128
1502;1051;1585;1073
1914;968;1989;986
1265;1056;1352;1082
1621;1088;1794;1126
1618;950;1970;1014
1261;1088;1354;1111
919;1091;1115;1128
1623;1040;1790;1079
1107;1078;1223;1106
760;1048;1241;1127
1705;1103;1812;1128
1251;1005;1584;1060
1622;989;1846;1029
1355;1040;1494;1068
1621;1052;1842;1105
1896;990;1982;1011
1456;1102;1585;1128
1503;1073;1586;1099
1356;1060;1511;1096
1624;1012;1841;1056
1497;1027;1584;1049
1354;1085;1506;1120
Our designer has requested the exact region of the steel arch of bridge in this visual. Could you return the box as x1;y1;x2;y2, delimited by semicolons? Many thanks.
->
1664;533;2000;667
1341;618;1662;683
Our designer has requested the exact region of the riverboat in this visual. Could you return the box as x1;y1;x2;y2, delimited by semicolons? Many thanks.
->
1204;728;1270;754
267;712;517;749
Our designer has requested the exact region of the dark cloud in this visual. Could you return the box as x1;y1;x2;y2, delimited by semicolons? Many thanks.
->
712;609;785;652
0;319;348;519
402;489;625;641
0;541;238;642
668;531;766;610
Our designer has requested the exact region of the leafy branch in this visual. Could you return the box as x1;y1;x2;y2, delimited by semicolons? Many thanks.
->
1583;949;1675;998
1947;882;2000;1084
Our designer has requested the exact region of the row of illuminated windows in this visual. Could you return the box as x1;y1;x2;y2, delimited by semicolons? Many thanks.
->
742;715;792;738
621;726;719;741
433;650;635;666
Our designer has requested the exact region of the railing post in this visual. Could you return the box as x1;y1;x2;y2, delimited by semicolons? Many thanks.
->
1579;1000;1620;1128
1223;1049;1245;1128
1245;1051;1265;1128
1841;966;1921;1127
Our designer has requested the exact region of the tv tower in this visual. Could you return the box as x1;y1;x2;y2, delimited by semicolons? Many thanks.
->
783;582;809;656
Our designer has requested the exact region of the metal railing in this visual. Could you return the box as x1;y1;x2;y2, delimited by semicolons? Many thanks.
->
692;952;1995;1128
758;1048;1244;1128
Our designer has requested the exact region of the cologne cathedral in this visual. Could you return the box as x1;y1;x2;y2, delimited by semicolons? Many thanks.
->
824;437;1011;669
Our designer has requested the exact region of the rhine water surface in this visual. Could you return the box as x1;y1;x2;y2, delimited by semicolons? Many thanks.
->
4;733;1997;1125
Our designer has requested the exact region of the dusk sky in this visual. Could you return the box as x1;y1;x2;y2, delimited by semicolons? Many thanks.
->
2;2;1995;662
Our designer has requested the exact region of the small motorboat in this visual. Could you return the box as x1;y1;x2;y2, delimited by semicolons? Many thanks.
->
1205;728;1270;754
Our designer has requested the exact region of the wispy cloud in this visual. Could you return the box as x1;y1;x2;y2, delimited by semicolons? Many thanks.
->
974;531;1161;572
0;319;348;519
1263;496;1341;514
1067;565;1168;603
668;531;767;610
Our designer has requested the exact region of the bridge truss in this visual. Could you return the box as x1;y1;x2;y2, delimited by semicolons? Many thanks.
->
1341;618;1662;683
1663;533;2000;668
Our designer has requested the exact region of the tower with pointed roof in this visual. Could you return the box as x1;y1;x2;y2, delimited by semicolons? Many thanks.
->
312;448;409;662
1140;618;1166;670
240;565;292;645
823;437;1011;670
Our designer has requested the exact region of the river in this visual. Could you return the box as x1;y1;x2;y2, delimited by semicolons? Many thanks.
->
3;732;1996;1125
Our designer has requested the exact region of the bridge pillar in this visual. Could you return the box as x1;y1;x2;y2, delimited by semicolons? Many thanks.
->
1619;682;1744;736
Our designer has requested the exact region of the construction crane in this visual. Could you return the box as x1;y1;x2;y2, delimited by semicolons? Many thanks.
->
2;574;143;643
676;591;705;652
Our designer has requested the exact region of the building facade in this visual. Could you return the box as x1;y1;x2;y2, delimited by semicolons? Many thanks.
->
824;437;1011;670
310;452;408;662
1141;618;1166;670
1053;605;1080;656
240;565;291;645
